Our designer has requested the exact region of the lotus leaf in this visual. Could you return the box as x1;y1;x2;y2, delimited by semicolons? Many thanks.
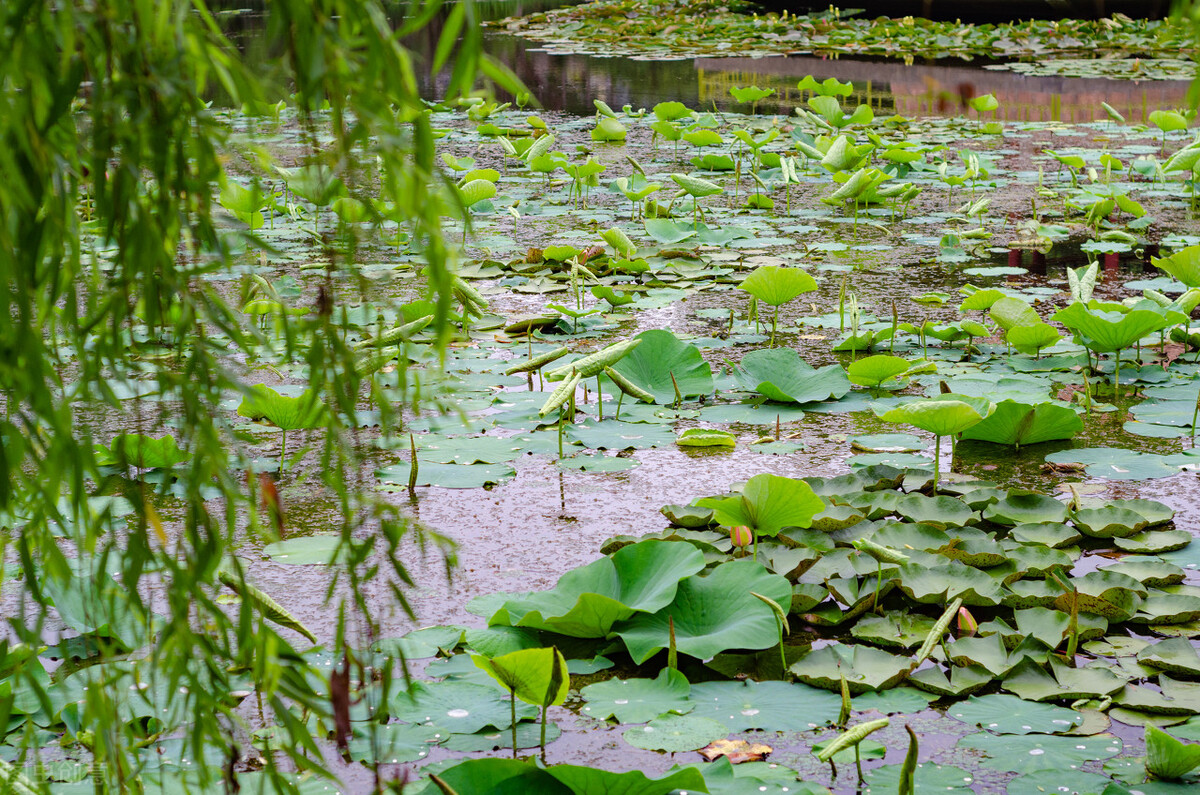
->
733;348;851;404
956;730;1123;774
850;612;938;650
606;329;713;404
1145;724;1200;780
907;664;993;698
580;668;692;724
989;297;1041;331
1006;771;1113;795
947;693;1083;735
895;494;978;529
1073;507;1150;539
425;758;706;795
696;473;824;538
846;355;912;388
982;492;1068;526
738;265;817;307
1113;677;1200;716
1102;559;1184;588
1115;530;1194;554
893;562;1005;606
874;394;995;437
1006;322;1061;355
1152;245;1200;288
864;762;976;794
788;643;911;694
95;434;190;469
473;647;568;708
614;559;792;664
686;680;841;732
675;428;736;448
959;400;1082;448
1053;303;1176;353
486;539;706;637
1009;522;1083;548
1138;638;1200;678
622;713;729;753
440;722;562;753
345;722;442;764
377;461;517;489
1131;594;1200;625
1054;571;1147;621
388;681;537;733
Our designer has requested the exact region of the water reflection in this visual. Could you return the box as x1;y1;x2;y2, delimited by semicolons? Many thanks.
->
218;2;1192;121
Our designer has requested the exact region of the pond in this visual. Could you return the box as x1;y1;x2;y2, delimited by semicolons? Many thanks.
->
6;2;1200;794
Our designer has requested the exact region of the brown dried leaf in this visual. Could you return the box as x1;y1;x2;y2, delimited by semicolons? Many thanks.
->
697;738;772;764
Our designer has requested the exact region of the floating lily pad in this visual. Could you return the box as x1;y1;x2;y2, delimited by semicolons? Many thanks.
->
947;693;1083;735
686;680;841;732
956;731;1123;774
388;681;536;734
580;668;693;724
733;348;850;404
789;643;911;694
864;762;976;794
377;461;517;489
622;714;728;752
262;534;343;565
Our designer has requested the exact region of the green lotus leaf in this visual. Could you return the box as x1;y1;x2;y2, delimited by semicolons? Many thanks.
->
1013;606;1107;649
788;643;912;694
643;218;697;245
894;494;978;529
440;722;562;753
345;722;443;764
850;612;938;650
686;680;842;731
946;634;1046;677
1004;546;1074;580
1072;506;1150;538
870;522;951;552
1101;559;1184;588
1145;724;1200;780
1110;498;1176;527
1054;571;1147;621
989;297;1041;331
614;559;792;664
1006;771;1113;795
874;394;994;437
1006;322;1061;355
956;730;1123;774
1115;529;1193;554
237;384;327;430
907;664;993;698
472;647;569;708
959;400;1083;448
424;757;706;795
1138;638;1200;678
1113;676;1200;716
738;265;817;307
1009;522;1082;548
622;713;728;753
1130;594;1200;625
1053;303;1175;353
696;473;824;538
388;681;537;733
865;762;977;794
675;428;736;448
892;562;1005;607
95;433;190;469
947;693;1083;735
652;101;691;121
1152;245;1200;288
580;668;692;724
486;539;706;637
850;433;925;453
733;348;850;404
1002;657;1128;702
606;329;713;404
982;492;1068;526
933;531;1007;567
847;355;912;388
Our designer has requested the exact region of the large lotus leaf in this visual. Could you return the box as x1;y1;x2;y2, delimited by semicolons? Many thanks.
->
441;722;562;753
1013;607;1107;649
907;664;993;698
1115;530;1194;554
607;329;713;404
738;265;817;307
388;681;537;733
696;473;824;537
1005;771;1114;795
947;634;1048;677
95;434;190;469
565;420;677;450
1054;571;1147;621
947;693;1083;735
425;758;706;795
870;522;951;552
788;643;912;694
1102;559;1185;589
850;612;938;650
1003;658;1129;702
377;461;517;489
982;492;1068;526
1138;638;1200;677
893;562;1004;606
1006;322;1061;355
1113;677;1200;716
1053;303;1174;353
959;400;1083;447
686;680;842;731
1152;245;1200;288
1130;594;1200;625
237;384;327;430
875;394;994;437
487;540;705;637
734;348;850;404
678;757;833;795
473;647;569;708
990;297;1042;331
847;355;911;388
1110;498;1175;527
1072;507;1149;539
894;494;978;529
615;559;792;664
622;713;729;753
1145;723;1200;779
957;730;1123;774
1003;545;1074;580
1010;522;1082;548
580;668;693;724
932;531;1007;568
345;722;443;764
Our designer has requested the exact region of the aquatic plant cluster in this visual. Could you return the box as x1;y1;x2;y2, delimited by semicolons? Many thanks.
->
6;2;1200;793
494;1;1197;64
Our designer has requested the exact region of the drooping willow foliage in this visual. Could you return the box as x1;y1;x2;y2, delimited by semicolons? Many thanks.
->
0;0;515;788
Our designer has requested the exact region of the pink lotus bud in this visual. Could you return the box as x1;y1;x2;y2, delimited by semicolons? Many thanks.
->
730;525;753;548
957;606;978;637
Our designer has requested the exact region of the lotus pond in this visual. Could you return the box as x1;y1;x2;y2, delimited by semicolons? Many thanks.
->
9;2;1200;795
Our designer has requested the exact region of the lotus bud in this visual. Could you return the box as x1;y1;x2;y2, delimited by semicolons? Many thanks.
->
730;525;753;550
957;606;978;638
